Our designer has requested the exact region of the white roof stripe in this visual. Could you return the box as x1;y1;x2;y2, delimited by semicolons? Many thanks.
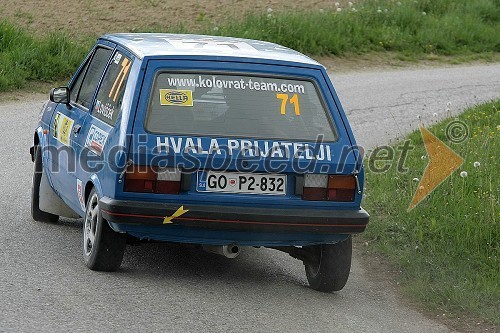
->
101;33;321;66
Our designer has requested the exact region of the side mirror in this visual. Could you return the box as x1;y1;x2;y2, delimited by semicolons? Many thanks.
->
50;87;70;104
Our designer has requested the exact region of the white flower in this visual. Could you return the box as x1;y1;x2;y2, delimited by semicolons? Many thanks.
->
337;7;342;12
213;26;219;31
384;8;388;12
267;7;273;13
377;9;382;13
334;2;340;7
422;11;427;16
433;112;438;117
397;1;402;5
352;7;357;12
421;155;426;160
473;161;480;168
348;1;353;7
413;177;419;182
267;13;273;18
319;8;324;13
460;171;468;178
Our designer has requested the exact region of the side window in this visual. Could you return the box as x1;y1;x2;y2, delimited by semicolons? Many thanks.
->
77;47;113;109
92;51;132;125
70;60;90;103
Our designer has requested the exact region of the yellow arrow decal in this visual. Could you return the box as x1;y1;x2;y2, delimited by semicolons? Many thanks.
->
408;127;464;211
163;206;189;224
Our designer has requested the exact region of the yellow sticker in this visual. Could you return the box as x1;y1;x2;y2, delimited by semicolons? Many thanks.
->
52;112;74;146
276;93;301;116
109;57;131;102
159;89;193;107
60;117;73;146
163;205;189;224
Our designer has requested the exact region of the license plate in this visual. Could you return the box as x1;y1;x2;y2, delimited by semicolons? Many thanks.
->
197;171;286;195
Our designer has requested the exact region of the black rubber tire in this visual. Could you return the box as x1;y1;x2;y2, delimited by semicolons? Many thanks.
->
304;236;352;292
31;145;59;223
83;188;126;271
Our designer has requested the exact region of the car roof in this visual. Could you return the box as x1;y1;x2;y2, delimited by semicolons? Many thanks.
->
101;33;321;66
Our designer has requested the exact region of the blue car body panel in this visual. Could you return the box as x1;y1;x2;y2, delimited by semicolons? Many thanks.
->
33;33;368;246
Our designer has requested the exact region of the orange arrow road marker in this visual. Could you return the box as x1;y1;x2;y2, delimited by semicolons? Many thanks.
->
408;127;464;211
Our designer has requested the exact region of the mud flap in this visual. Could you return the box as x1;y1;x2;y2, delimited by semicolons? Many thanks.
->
39;168;80;218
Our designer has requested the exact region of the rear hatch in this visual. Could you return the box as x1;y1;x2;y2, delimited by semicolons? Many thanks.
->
121;59;361;209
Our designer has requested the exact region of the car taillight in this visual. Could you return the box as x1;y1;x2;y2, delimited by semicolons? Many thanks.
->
302;174;356;201
156;167;181;194
124;165;181;194
303;174;328;200
327;175;356;201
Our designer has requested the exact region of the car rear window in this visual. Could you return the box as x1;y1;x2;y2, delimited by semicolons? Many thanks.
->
145;73;338;142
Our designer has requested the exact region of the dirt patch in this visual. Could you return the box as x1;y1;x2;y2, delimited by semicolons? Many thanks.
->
1;0;353;37
2;0;496;76
0;82;51;104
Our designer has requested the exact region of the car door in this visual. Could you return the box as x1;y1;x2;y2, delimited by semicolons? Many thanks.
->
70;48;134;213
48;45;113;208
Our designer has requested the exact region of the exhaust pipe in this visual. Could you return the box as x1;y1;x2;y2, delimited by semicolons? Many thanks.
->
202;244;240;258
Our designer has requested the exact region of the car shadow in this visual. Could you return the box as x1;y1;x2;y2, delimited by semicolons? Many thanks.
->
121;241;305;285
58;217;309;290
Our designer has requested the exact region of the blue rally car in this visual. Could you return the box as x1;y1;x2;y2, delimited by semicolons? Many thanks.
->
31;33;369;292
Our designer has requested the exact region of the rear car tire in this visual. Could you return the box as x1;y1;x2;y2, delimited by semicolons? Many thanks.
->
83;188;126;271
31;145;59;223
304;236;352;292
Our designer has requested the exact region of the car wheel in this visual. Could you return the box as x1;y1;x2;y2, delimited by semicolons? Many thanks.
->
83;188;126;271
31;145;59;223
304;236;352;292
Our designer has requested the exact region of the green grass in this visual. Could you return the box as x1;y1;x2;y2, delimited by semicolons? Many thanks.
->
0;0;499;91
362;100;499;325
207;0;499;56
0;20;91;91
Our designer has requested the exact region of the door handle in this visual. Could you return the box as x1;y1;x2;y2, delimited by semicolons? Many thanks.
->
73;124;82;135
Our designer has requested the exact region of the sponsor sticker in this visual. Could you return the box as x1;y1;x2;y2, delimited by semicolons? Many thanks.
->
52;112;74;146
77;179;85;211
85;124;109;156
113;52;123;64
164;75;306;94
159;89;193;107
156;136;333;161
94;100;115;121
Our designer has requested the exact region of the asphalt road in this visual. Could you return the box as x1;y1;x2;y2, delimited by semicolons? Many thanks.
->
0;63;498;333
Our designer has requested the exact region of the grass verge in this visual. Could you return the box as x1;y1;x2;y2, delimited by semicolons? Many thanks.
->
362;100;499;325
0;20;91;91
211;0;499;57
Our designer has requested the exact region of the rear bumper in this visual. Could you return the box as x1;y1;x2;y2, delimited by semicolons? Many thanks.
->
99;197;369;235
